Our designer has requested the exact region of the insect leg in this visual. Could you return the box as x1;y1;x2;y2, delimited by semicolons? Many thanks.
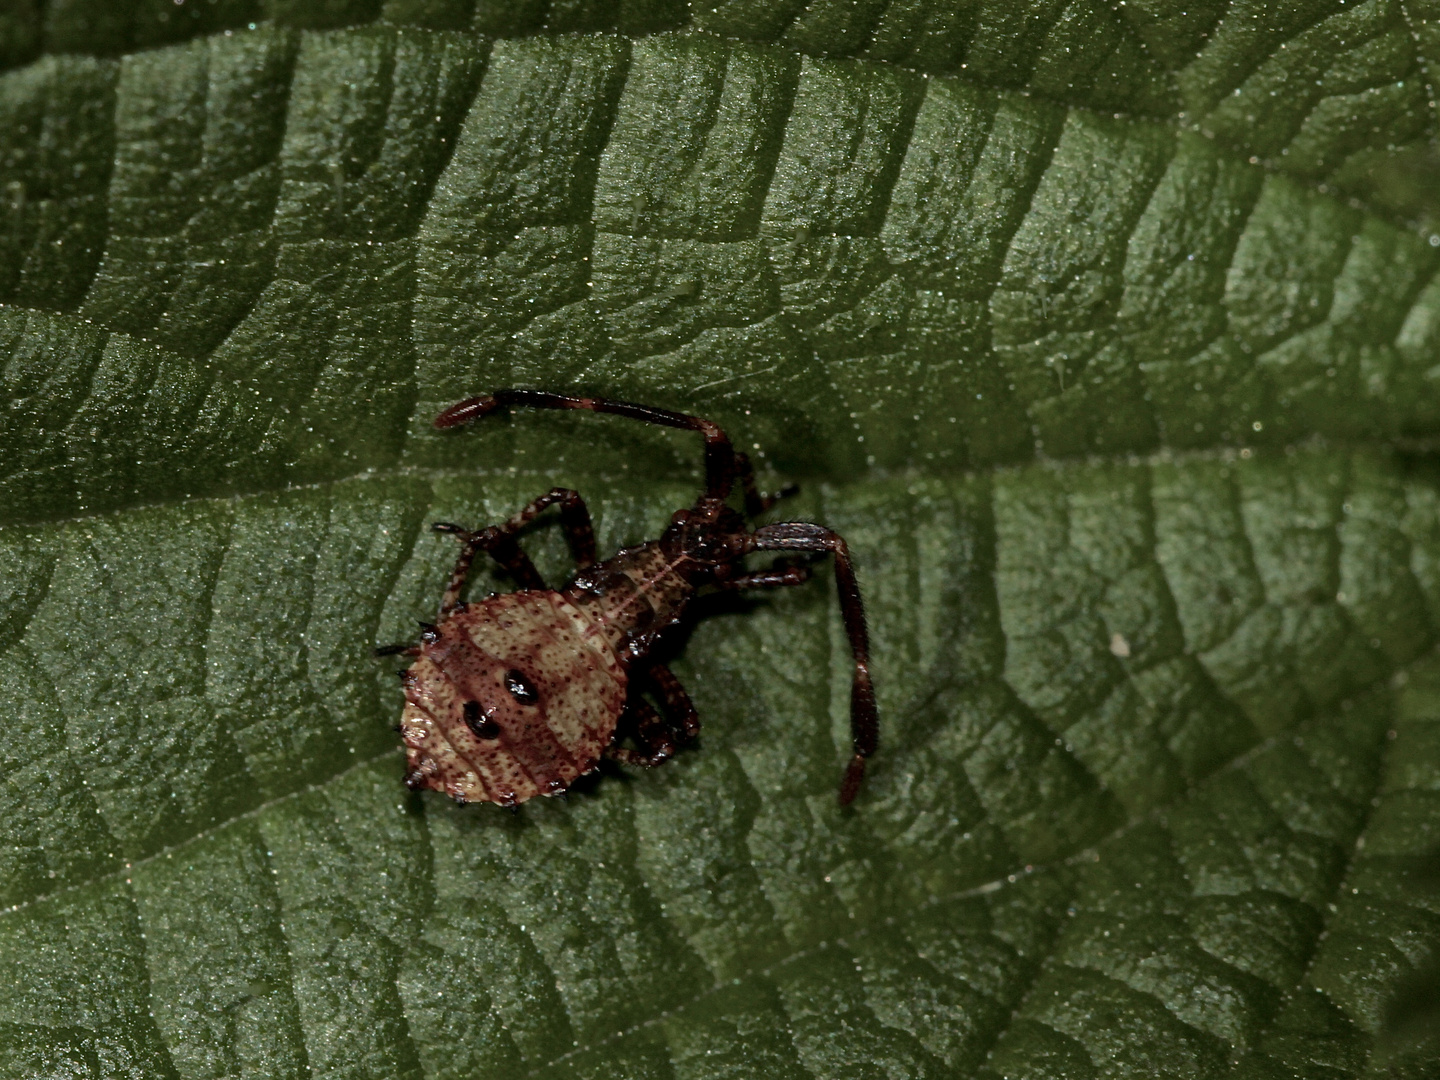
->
474;529;548;590
647;664;700;742
431;522;546;614
718;556;813;590
373;643;420;657
733;451;799;518
604;696;679;767
434;390;740;502
497;487;597;570
431;522;483;615
750;522;877;806
431;488;596;611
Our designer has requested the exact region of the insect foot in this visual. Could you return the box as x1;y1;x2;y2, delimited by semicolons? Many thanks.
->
380;390;878;807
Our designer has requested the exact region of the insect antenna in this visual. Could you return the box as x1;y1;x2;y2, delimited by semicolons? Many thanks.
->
434;390;740;502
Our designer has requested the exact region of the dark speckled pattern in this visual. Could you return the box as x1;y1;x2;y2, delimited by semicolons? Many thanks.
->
399;590;626;804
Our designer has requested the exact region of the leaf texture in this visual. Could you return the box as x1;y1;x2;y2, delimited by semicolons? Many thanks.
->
2;15;1440;520
1;450;1439;1076
3;2;1440;1078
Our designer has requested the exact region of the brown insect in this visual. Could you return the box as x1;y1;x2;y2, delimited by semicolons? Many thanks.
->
376;391;877;808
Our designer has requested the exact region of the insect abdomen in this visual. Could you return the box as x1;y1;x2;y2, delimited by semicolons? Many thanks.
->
401;591;627;804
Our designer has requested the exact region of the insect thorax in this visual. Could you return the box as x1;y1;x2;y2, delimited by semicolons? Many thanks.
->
564;541;694;657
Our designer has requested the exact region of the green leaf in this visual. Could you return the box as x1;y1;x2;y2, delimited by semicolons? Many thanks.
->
3;3;1440;1077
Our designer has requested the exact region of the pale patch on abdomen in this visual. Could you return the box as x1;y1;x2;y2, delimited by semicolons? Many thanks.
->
464;591;626;754
400;591;627;805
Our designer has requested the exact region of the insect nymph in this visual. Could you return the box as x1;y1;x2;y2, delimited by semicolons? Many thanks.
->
377;391;877;807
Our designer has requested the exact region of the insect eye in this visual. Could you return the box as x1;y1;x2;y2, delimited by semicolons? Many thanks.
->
462;700;502;740
504;669;539;704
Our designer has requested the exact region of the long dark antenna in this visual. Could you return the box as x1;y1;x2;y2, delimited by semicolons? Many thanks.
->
435;390;739;501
